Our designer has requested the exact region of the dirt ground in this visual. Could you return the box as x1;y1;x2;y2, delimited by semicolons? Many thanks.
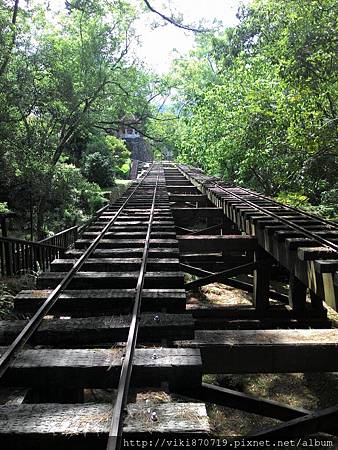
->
186;282;338;437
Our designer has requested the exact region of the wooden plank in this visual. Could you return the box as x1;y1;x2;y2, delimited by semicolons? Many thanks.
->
14;288;187;315
50;258;180;272
0;402;209;449
87;225;175;232
176;382;310;421
172;207;223;220
174;329;338;373
82;231;176;239
166;186;199;194
0;388;29;405
315;259;338;273
65;248;180;259
185;262;257;291
0;313;194;346
36;271;184;289
169;194;206;201
181;263;288;303
251;404;338;437
178;235;257;253
297;247;337;261
75;238;178;249
0;347;202;389
194;317;330;330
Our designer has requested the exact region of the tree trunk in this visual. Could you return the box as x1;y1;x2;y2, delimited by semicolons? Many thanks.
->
36;198;46;241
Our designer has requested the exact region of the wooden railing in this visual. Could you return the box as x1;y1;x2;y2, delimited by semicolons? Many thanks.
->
38;225;78;248
0;207;109;277
0;236;64;276
78;204;110;235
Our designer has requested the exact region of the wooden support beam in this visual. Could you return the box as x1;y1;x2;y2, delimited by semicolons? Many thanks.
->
75;238;177;249
0;314;194;346
0;402;210;449
37;271;184;290
298;247;338;261
169;194;207;204
288;274;307;312
315;260;338;274
0;347;202;389
253;248;271;312
184;262;257;291
188;223;223;236
175;226;193;234
50;258;180;272
174;329;338;373
172;207;223;221
166;185;199;194
309;290;327;314
0;388;29;405
66;247;180;259
180;263;288;303
178;235;257;253
176;382;310;421
251;403;338;437
14;288;187;315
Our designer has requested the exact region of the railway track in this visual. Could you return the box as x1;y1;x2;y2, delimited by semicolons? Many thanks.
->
0;164;208;449
0;161;337;445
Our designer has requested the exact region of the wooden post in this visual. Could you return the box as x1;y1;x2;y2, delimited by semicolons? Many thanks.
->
310;290;327;316
288;274;307;312
253;247;271;312
0;216;7;237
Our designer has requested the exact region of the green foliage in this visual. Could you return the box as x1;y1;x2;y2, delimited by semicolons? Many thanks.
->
161;0;337;218
82;134;130;185
0;1;149;237
82;152;115;187
0;202;10;213
49;162;106;230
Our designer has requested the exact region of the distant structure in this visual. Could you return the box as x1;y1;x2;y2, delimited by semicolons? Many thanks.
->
117;118;153;162
118;125;140;140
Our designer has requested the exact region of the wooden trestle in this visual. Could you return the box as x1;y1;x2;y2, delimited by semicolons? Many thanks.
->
0;162;337;446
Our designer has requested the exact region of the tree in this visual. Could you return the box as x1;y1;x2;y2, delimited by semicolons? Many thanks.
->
161;0;337;217
0;0;159;237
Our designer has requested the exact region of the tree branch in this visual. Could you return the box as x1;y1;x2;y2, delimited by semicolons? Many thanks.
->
143;0;209;33
0;0;20;77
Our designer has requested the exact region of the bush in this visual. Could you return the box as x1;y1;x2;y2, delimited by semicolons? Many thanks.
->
49;162;106;229
81;134;130;185
82;152;115;187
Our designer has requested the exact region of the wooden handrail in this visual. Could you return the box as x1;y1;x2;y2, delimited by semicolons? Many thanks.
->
0;236;63;250
78;204;110;235
0;206;108;277
38;225;78;245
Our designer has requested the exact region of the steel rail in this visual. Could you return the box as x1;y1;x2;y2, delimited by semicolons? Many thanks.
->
177;165;338;253
0;165;154;380
228;186;338;230
107;174;160;450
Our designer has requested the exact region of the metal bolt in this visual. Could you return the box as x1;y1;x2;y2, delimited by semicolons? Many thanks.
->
153;315;160;322
150;411;158;422
152;353;157;360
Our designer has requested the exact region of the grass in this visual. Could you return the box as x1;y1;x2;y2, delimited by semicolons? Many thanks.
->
0;273;37;319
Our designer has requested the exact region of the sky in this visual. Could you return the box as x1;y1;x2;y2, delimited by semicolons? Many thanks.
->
49;0;249;74
133;0;248;73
